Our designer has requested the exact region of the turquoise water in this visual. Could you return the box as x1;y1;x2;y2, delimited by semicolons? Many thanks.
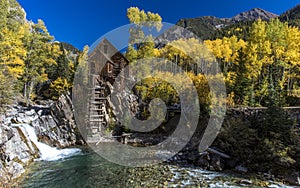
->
20;148;292;188
21;149;133;188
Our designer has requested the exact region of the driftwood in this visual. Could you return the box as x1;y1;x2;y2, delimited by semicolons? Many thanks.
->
207;148;231;159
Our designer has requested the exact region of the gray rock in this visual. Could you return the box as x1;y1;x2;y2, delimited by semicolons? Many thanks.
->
285;172;300;186
33;94;84;147
231;8;278;23
25;109;36;116
37;109;43;116
7;161;25;179
0;125;14;146
239;179;252;185
0;165;10;185
235;164;248;173
0;93;85;185
194;156;209;169
16;112;27;123
225;158;238;169
0;124;38;184
211;154;224;171
4;127;37;164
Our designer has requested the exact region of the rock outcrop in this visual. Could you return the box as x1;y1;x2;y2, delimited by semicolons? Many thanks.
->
0;124;39;187
34;94;85;147
0;94;84;187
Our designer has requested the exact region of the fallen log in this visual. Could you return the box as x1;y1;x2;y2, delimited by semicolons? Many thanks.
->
207;148;231;159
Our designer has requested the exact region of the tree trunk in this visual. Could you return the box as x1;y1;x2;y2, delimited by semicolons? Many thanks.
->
23;82;28;105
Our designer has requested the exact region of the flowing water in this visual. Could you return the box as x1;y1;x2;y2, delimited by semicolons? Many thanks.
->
18;124;295;188
19;149;296;188
17;124;81;161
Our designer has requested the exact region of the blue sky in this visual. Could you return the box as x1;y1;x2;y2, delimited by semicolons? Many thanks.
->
18;0;300;50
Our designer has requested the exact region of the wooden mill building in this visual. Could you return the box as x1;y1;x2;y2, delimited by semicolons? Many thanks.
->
86;38;129;143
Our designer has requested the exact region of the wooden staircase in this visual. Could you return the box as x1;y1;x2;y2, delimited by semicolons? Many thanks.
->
86;78;108;143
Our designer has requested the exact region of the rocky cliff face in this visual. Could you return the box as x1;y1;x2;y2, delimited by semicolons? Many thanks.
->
0;124;39;187
0;94;84;187
33;94;85;147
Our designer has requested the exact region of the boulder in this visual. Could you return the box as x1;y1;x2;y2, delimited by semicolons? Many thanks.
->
7;161;25;179
235;164;248;173
194;156;209;169
0;125;14;147
285;172;300;186
210;154;224;171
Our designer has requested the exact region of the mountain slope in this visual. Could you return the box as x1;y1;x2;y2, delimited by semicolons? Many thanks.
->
176;16;231;40
280;4;300;27
175;8;278;40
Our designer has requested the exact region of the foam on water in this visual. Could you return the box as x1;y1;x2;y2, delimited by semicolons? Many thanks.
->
16;124;81;161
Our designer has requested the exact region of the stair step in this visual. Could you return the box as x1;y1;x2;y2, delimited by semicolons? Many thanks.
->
88;119;105;122
89;108;103;111
92;97;107;100
89;114;104;116
90;102;105;104
89;115;104;117
91;90;104;93
89;92;103;95
88;108;103;110
88;118;105;121
88;87;105;90
89;120;104;122
89;116;105;119
90;102;105;105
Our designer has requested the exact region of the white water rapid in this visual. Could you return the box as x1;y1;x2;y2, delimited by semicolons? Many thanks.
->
15;124;81;161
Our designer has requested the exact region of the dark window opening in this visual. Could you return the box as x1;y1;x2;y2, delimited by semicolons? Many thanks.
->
108;64;112;73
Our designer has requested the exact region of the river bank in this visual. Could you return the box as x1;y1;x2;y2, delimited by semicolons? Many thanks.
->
1;95;300;187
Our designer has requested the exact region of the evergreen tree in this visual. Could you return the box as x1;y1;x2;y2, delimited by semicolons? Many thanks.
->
22;20;60;103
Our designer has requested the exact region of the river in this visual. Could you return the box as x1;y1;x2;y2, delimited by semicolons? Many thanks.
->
15;124;296;188
19;148;295;188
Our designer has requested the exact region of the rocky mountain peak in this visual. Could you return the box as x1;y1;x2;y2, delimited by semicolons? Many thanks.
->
231;8;278;22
